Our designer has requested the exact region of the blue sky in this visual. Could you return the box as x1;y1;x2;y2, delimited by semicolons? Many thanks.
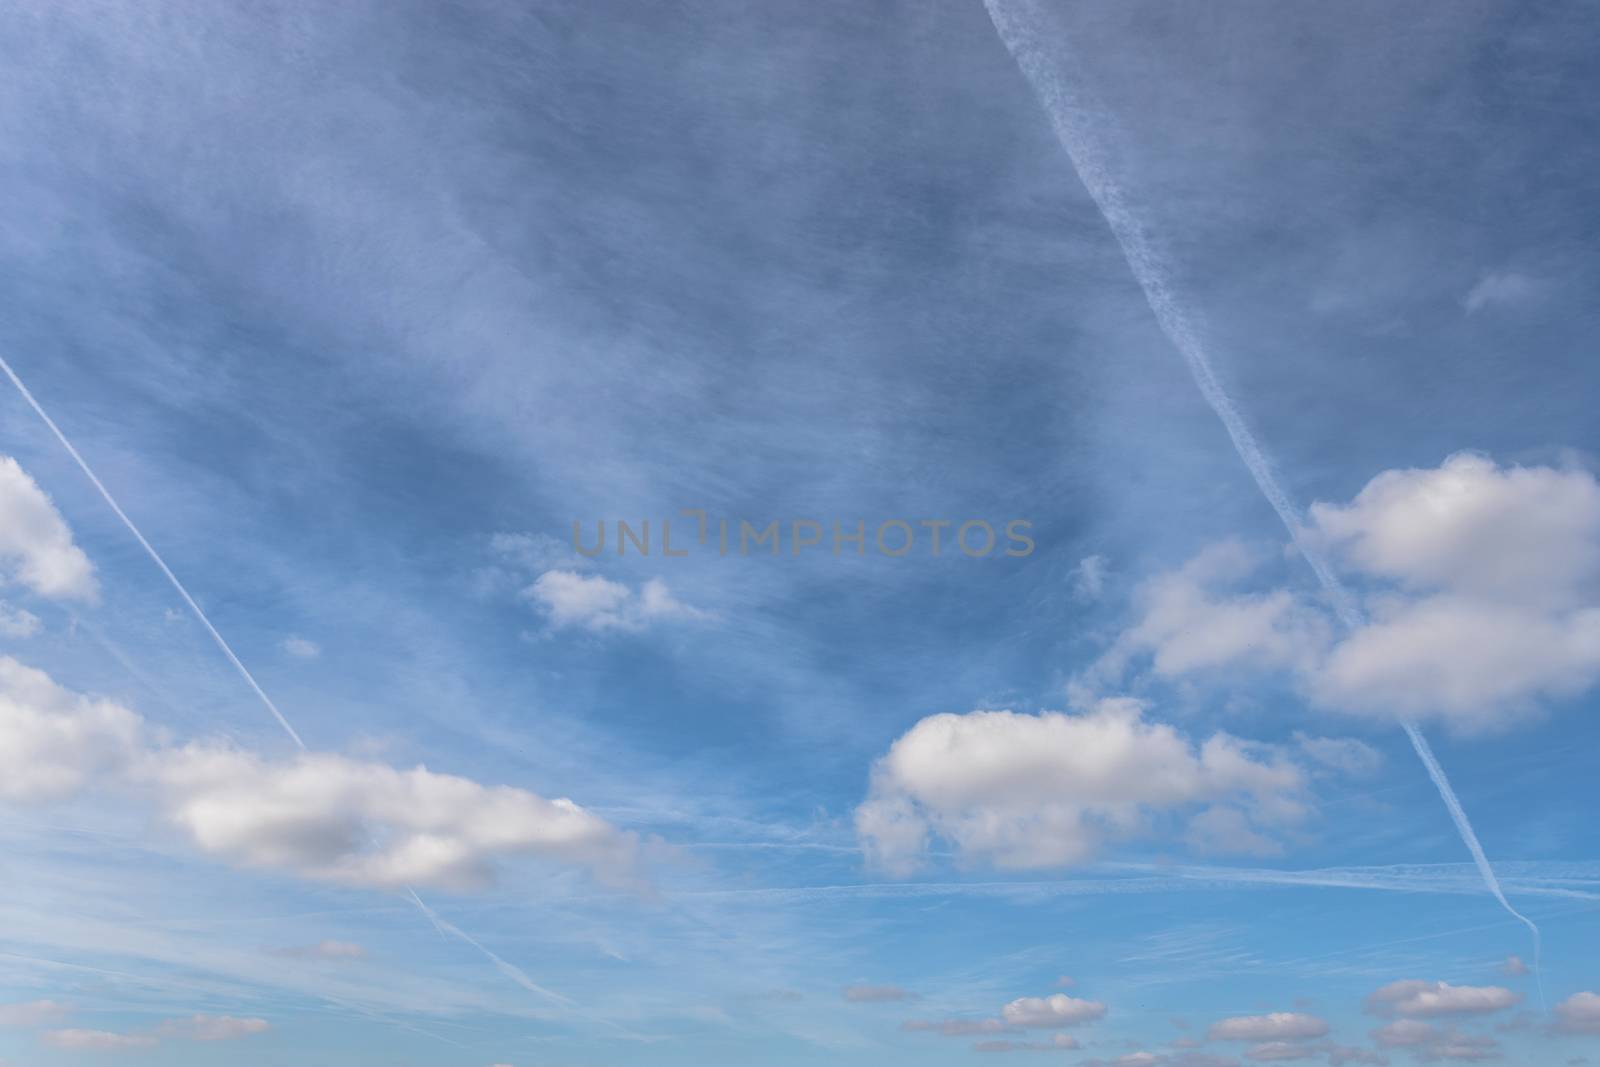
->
1;1;1598;1065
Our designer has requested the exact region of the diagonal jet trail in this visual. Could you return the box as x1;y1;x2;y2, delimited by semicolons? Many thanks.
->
979;0;1543;1001
0;353;584;1012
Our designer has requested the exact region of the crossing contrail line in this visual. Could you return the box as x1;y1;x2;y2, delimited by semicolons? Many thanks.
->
978;0;1543;1005
0;353;586;1012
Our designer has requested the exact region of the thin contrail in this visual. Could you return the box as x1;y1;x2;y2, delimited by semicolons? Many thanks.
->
0;354;581;1012
979;0;1543;1002
0;355;305;750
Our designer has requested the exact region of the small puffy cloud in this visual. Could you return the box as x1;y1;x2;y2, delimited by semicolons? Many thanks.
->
1292;734;1382;777
975;1034;1079;1052
0;656;640;892
1500;956;1529;978
526;571;706;633
0;456;97;602
281;636;320;659
0;656;143;803
1099;542;1329;679
44;1029;158;1051
271;940;366;961
157;1015;269;1042
1366;980;1521;1018
1000;994;1107;1028
0;601;40;638
843;985;912;1003
154;744;640;891
0;1000;70;1026
1554;992;1600;1035
856;698;1309;875
1245;1043;1317;1062
1073;555;1109;601
1462;271;1541;314
1419;1032;1500;1061
1208;1014;1330;1042
1372;1019;1436;1047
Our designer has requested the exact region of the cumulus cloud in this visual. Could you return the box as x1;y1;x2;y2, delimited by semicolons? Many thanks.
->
1500;956;1529;978
1365;980;1521;1018
855;698;1310;875
1098;542;1329;679
1098;455;1600;733
1372;1019;1436;1047
0;656;640;892
0;656;143;803
153;744;640;891
526;570;706;633
0;1000;70;1027
0;456;97;602
1000;994;1107;1028
1208;1013;1330;1042
1554;992;1600;1035
1417;1032;1500;1061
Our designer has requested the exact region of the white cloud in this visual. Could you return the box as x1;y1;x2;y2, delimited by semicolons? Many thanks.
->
1372;1019;1435;1047
1499;955;1529;978
1419;1031;1500;1061
1365;980;1521;1018
1098;455;1600;733
1292;734;1382;777
0;1000;70;1026
157;1015;270;1042
1244;1043;1317;1062
1207;1013;1329;1042
153;744;641;891
856;698;1310;875
1000;994;1107;1028
1099;542;1328;679
0;656;640;892
0;456;97;602
0;601;40;638
526;570;706;633
282;636;320;659
1462;271;1540;314
1308;454;1600;728
1072;554;1109;601
975;1034;1080;1052
1554;991;1600;1035
0;656;143;803
44;1029;158;1051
